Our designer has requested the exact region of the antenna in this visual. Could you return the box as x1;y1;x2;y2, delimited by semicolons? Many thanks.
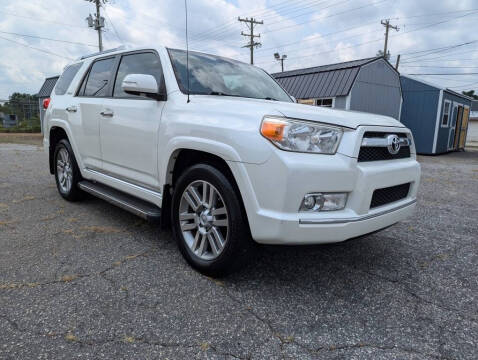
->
184;0;190;103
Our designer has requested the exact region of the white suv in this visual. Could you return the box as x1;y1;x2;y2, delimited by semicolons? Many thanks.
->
44;46;421;275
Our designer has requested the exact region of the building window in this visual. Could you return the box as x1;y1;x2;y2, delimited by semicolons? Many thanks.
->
316;98;334;107
297;99;315;106
442;100;451;127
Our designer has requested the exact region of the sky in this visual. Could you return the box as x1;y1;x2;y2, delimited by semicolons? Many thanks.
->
0;0;477;100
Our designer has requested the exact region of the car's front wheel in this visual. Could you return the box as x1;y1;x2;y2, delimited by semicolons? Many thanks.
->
171;164;253;276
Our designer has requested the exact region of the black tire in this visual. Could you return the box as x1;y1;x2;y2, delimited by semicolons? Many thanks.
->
54;139;85;201
171;164;254;276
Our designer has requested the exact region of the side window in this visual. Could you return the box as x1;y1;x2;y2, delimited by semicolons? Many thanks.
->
316;98;333;107
55;62;83;95
113;53;163;98
83;57;116;97
442;101;451;127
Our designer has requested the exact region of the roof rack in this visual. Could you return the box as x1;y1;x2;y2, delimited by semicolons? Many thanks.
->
77;46;126;60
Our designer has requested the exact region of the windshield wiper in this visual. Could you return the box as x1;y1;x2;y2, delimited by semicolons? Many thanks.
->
208;91;240;97
206;92;279;101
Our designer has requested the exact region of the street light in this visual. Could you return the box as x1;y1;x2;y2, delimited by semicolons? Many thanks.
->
274;52;287;72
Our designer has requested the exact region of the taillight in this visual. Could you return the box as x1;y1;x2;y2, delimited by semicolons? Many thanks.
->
43;98;50;110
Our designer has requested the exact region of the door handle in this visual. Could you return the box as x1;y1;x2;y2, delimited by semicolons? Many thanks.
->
100;110;114;117
66;106;77;113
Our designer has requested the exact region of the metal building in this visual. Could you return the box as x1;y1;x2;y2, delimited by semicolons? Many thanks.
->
400;76;472;154
37;76;59;132
273;57;402;120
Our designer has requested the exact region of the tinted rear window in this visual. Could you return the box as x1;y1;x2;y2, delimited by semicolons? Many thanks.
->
55;62;83;95
84;57;116;97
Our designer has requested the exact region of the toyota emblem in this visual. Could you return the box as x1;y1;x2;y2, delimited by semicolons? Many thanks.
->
387;135;401;155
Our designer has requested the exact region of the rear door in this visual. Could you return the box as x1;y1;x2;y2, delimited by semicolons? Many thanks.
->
99;51;166;190
75;56;117;170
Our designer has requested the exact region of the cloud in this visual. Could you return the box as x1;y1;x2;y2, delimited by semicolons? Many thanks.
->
0;0;477;99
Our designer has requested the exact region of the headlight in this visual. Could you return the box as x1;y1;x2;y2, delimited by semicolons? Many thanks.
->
260;116;343;154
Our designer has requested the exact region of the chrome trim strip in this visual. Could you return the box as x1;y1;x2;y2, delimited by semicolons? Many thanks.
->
84;168;162;200
361;137;411;147
299;199;416;225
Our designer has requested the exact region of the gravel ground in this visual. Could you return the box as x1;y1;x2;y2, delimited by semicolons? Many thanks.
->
0;144;477;360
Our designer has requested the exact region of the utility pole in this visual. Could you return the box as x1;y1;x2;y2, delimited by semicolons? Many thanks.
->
381;19;399;58
395;54;401;70
238;17;263;65
274;52;287;72
86;0;107;52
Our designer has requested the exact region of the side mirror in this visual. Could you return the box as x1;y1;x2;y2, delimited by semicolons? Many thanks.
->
122;74;166;100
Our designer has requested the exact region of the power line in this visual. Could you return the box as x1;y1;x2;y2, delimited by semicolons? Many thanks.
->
261;0;390;35
401;48;478;63
0;35;74;60
398;8;478;19
407;73;478;76
256;19;378;53
265;0;350;27
190;0;326;42
258;9;478;67
401;65;478;69
102;4;124;45
0;30;97;47
0;10;87;29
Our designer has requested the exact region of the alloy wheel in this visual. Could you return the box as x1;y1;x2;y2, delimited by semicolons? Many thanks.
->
56;147;73;193
179;180;229;260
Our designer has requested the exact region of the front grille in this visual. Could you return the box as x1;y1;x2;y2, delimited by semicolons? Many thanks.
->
358;132;410;162
359;146;410;162
370;183;410;209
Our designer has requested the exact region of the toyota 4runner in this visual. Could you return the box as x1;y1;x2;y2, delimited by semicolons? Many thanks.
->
43;46;421;275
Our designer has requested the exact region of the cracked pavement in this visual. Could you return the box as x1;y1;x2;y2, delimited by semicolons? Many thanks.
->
0;143;477;359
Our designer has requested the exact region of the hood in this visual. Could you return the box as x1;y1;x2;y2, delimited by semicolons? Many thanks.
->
187;95;404;129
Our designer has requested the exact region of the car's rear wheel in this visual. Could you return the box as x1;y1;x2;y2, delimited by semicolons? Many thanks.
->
171;164;253;276
54;139;84;201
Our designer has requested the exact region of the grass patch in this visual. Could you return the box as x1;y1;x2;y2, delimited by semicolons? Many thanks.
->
0;133;43;146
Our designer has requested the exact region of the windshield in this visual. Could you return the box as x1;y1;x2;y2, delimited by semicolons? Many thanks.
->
168;49;292;102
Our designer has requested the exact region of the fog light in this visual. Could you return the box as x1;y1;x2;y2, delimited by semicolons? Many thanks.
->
303;195;316;209
299;193;347;212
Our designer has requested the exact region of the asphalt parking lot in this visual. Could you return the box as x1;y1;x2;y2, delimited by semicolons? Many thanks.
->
0;143;477;360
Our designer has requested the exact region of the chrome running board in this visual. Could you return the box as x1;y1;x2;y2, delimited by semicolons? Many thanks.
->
78;181;161;222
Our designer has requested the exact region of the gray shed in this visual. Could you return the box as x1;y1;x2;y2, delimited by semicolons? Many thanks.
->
273;57;403;120
37;76;59;133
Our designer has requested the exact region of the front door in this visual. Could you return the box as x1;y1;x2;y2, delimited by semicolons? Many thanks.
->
99;52;166;190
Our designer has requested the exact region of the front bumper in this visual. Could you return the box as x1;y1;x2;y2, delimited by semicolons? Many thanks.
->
234;127;421;245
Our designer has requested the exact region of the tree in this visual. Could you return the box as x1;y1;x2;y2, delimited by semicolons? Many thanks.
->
462;90;478;100
376;50;391;60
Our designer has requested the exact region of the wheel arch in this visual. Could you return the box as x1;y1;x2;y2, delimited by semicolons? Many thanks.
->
161;148;252;231
48;126;70;174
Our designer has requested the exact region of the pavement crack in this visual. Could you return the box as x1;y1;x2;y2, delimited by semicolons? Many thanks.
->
315;342;453;359
0;250;152;292
206;278;315;356
208;343;248;359
356;267;478;324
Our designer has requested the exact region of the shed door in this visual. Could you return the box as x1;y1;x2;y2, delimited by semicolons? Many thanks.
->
458;106;470;149
448;105;458;150
453;105;463;149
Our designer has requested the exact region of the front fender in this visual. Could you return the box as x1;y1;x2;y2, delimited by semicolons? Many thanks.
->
159;136;245;187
